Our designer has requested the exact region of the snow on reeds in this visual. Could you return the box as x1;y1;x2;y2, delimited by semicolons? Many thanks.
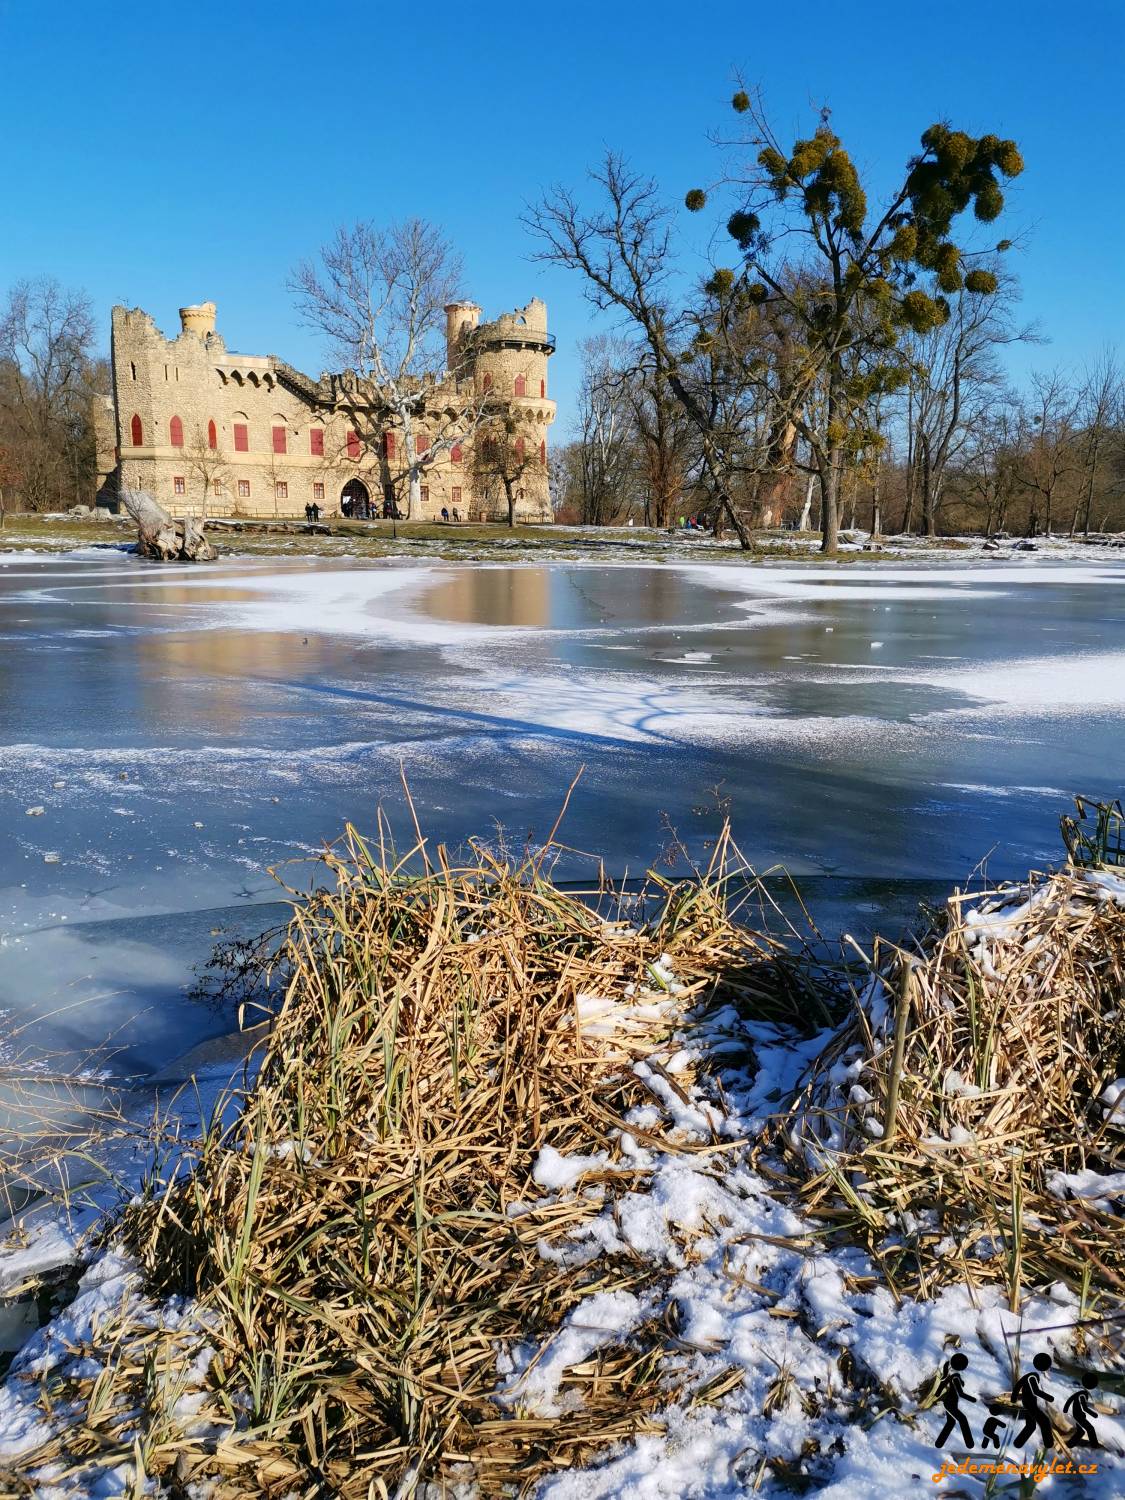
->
3;821;807;1496
782;862;1125;1320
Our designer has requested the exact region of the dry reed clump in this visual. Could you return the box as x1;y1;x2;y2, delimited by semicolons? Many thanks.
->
24;824;801;1498
780;863;1125;1312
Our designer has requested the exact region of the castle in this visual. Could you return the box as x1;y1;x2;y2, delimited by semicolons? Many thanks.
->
97;298;556;523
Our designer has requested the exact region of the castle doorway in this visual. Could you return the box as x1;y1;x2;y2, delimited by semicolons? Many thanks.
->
341;478;370;519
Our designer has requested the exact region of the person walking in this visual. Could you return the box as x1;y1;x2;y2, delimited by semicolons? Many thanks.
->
934;1353;976;1448
1063;1375;1100;1447
1013;1354;1055;1448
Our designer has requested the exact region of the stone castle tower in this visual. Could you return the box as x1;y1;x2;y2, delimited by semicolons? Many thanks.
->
99;297;556;523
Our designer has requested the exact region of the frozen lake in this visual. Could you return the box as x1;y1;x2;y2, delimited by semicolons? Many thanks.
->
1;547;1123;1083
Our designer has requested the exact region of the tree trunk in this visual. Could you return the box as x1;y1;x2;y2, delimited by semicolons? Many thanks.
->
870;454;882;539
797;472;814;531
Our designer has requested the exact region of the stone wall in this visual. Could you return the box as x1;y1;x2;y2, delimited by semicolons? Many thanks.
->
106;300;556;523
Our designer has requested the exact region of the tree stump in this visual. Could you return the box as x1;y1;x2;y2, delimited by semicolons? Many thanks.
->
121;489;216;562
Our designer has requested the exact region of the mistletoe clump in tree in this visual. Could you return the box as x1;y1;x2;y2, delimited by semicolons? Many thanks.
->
687;94;1023;551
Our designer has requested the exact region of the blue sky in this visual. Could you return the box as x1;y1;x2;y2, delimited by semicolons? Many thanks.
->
2;0;1121;435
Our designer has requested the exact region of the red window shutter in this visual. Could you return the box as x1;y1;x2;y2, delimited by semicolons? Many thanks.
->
482;372;492;392
130;413;143;446
169;415;184;447
416;433;429;454
347;429;360;459
540;439;547;465
540;379;545;398
207;419;217;450
310;427;324;456
515;437;525;461
272;425;287;454
383;431;395;460
514;374;526;397
450;442;463;463
234;423;248;452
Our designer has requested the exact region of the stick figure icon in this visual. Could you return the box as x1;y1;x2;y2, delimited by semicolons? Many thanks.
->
1064;1374;1100;1447
981;1402;1007;1449
935;1352;977;1447
1013;1353;1055;1448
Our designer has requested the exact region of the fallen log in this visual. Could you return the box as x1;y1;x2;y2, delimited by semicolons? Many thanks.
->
121;489;216;562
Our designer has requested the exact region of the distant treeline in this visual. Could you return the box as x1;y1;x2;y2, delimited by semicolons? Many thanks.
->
0;278;108;519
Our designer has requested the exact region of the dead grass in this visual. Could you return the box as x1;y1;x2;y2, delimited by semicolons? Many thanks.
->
778;859;1125;1322
6;821;804;1497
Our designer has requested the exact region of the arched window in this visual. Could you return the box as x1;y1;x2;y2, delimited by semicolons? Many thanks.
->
233;415;249;452
513;374;526;398
347;429;360;459
540;378;546;399
540;439;547;465
207;420;217;450
130;413;143;446
482;372;493;392
169;415;184;447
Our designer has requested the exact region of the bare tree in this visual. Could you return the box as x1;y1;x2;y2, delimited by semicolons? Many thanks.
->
471;409;545;527
291;219;490;517
184;424;230;521
0;277;96;511
526;155;755;548
900;266;1036;535
1018;369;1081;536
1073;350;1123;535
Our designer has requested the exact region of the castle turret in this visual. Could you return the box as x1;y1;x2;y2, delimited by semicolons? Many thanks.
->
179;301;217;338
444;301;481;372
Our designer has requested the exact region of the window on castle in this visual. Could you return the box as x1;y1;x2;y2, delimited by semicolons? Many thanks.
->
310;427;324;456
169;415;184;447
540;439;547;465
213;480;222;496
272;426;287;455
416;433;430;454
130;413;143;446
233;423;248;452
130;362;137;381
347;429;361;460
514;374;526;398
383;431;395;460
451;486;462;507
238;480;251;498
482;372;493;392
173;476;185;495
313;482;325;500
515;437;525;461
450;441;463;464
540;379;546;398
207;419;217;450
275;482;288;500
421;486;430;507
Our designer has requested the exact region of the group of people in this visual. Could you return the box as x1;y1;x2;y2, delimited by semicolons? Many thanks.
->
439;506;462;523
934;1351;1100;1452
679;514;707;531
339;496;403;521
303;502;321;524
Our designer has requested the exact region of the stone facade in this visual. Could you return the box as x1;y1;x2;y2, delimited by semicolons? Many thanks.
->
98;298;556;523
